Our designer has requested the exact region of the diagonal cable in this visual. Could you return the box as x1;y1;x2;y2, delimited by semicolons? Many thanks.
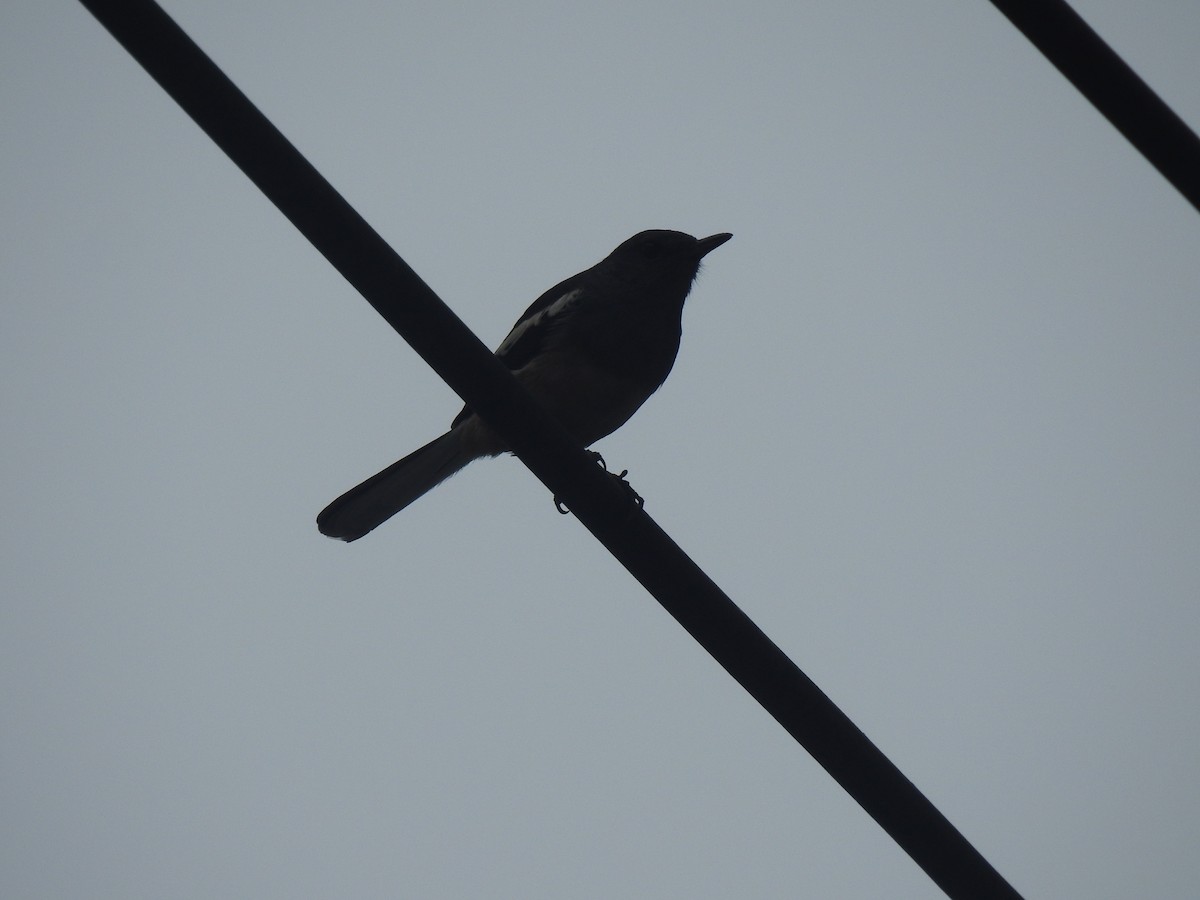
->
989;0;1200;213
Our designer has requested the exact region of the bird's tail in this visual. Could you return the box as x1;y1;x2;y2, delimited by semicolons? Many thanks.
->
317;430;474;541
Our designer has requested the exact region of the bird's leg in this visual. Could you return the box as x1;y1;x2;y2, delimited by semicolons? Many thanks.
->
556;450;606;513
612;469;645;511
554;453;643;515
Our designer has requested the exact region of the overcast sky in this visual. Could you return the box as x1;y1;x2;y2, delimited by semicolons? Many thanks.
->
4;1;1199;897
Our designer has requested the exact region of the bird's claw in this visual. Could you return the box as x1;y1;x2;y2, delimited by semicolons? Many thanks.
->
614;469;645;511
554;457;643;516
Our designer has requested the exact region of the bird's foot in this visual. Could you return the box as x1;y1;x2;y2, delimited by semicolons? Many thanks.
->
555;455;643;516
555;452;606;512
612;469;645;513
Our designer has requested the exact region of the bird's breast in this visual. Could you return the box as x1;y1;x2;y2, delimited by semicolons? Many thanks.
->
513;347;665;446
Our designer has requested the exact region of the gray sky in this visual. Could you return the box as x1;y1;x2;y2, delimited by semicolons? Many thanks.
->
4;1;1199;897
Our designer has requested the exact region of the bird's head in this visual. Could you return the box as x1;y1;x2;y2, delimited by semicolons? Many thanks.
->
601;230;732;299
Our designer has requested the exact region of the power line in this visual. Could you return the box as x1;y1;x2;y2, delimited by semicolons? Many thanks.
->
78;1;1026;897
989;0;1200;213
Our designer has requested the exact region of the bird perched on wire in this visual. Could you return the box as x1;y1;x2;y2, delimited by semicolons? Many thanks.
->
317;229;732;541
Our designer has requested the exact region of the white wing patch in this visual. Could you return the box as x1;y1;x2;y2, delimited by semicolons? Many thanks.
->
494;287;583;360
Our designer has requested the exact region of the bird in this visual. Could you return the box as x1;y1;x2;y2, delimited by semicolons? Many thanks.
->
317;229;732;541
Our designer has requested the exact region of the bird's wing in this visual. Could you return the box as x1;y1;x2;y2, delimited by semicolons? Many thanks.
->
449;280;585;428
494;284;584;370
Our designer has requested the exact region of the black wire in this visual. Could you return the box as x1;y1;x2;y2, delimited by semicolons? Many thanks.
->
990;0;1200;213
78;1;1024;896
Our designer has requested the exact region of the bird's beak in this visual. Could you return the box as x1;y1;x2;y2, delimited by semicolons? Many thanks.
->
696;232;733;257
